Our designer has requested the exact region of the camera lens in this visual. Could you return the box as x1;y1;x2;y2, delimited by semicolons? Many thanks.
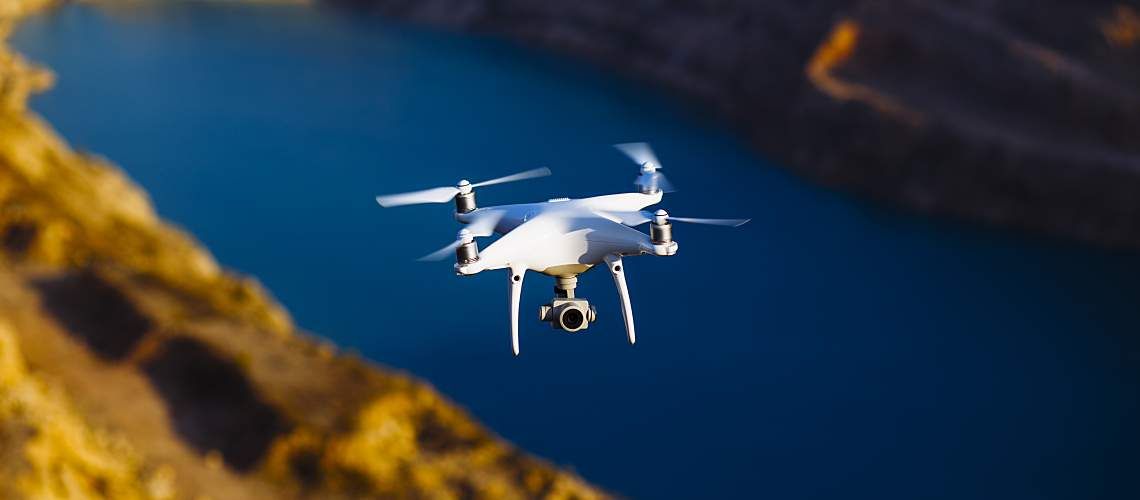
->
561;307;585;330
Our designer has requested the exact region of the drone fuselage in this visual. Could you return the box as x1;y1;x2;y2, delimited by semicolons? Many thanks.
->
374;142;746;355
453;191;675;277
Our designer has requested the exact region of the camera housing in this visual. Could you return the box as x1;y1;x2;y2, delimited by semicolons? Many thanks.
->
539;297;597;333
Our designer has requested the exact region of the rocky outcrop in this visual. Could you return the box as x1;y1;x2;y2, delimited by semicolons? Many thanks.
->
0;1;604;498
338;0;1140;248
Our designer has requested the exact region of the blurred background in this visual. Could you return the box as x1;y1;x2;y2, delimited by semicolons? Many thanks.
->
0;0;1138;499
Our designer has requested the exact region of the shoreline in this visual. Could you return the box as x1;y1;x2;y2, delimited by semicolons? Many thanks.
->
339;0;1140;250
0;2;606;498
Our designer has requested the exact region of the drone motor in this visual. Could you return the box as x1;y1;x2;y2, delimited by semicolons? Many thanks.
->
454;229;479;264
455;180;477;214
456;240;479;264
650;209;673;244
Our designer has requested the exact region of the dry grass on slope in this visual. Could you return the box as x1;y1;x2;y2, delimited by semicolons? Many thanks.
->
0;2;607;498
0;321;171;499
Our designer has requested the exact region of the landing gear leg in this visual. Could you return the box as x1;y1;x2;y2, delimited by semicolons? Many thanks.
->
604;255;636;345
508;265;526;356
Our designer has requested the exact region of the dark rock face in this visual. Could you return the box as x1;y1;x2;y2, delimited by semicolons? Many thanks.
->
142;336;290;472
332;0;1140;248
33;271;153;361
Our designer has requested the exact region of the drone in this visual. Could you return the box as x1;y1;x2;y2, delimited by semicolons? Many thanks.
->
375;143;749;355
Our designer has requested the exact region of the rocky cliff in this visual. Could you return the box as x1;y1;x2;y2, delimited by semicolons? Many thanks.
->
337;0;1140;248
0;1;604;498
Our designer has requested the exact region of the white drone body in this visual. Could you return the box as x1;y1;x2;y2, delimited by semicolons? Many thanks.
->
375;143;748;355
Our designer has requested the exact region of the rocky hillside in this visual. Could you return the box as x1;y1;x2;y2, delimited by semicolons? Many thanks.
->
337;0;1140;249
0;2;604;498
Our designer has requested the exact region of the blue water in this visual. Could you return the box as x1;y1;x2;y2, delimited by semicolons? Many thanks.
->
12;3;1140;499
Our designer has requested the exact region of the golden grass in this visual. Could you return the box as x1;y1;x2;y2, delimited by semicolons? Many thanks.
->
0;321;172;499
0;1;608;498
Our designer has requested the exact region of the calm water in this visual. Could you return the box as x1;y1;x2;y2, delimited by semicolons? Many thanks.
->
13;3;1140;498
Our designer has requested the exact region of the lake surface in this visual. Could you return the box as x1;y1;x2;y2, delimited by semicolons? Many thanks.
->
13;3;1140;498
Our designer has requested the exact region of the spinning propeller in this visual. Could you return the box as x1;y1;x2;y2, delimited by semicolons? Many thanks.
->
418;211;505;261
603;208;750;228
615;142;675;193
375;167;552;208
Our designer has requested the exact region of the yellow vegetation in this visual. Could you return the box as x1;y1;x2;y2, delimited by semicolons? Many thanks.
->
0;322;171;499
0;0;56;23
0;0;290;335
258;379;603;499
0;1;606;498
0;36;292;336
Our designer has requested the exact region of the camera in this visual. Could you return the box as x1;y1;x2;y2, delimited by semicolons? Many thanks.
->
539;297;597;332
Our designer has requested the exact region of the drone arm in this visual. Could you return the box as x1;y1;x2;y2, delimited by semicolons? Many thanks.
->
508;265;526;355
604;255;636;345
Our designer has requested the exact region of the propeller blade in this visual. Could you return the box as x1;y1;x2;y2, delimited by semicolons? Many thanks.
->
466;210;506;236
376;186;460;207
417;240;463;261
598;210;749;228
597;210;653;226
614;142;661;168
669;216;750;227
377;168;549;208
416;211;505;261
471;167;552;188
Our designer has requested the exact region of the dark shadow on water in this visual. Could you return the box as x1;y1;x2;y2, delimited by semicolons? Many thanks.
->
32;270;152;361
142;336;289;472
